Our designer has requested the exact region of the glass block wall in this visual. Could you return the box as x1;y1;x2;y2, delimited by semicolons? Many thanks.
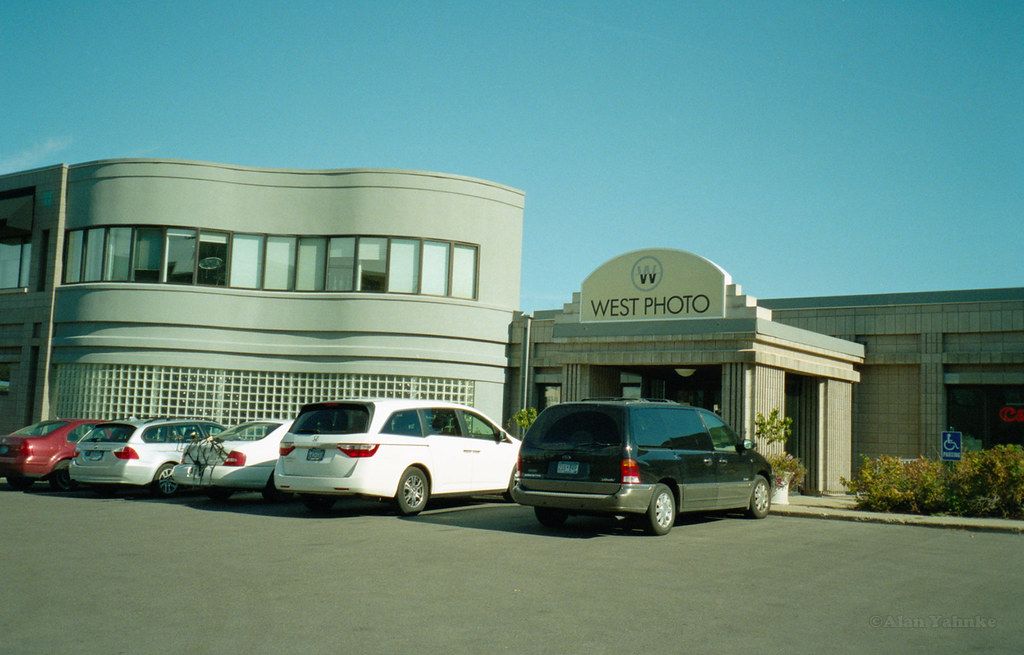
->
52;364;475;424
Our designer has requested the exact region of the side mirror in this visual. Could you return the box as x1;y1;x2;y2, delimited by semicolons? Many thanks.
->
741;439;756;451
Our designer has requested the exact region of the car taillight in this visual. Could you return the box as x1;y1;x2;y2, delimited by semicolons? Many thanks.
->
517;455;522;475
279;443;295;456
19;441;32;457
114;446;139;460
337;443;379;458
621;458;641;485
224;450;246;466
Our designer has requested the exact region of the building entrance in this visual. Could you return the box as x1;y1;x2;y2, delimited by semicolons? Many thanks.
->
615;365;722;413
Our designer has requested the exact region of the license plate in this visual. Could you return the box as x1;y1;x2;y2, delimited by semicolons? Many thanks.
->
306;448;325;462
556;461;580;475
85;451;104;461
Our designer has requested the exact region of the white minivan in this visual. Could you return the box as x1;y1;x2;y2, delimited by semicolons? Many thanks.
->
275;399;520;514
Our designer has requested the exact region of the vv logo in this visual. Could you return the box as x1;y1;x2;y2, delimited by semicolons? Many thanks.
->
631;256;663;291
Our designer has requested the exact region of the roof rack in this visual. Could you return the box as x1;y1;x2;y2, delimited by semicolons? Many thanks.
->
581;397;681;404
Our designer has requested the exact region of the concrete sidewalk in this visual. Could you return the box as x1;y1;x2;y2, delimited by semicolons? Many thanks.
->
774;494;1024;534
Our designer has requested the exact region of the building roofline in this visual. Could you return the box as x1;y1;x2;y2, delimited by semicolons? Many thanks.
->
761;287;1024;310
65;157;524;196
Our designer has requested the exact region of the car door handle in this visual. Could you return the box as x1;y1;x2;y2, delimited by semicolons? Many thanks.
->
463;449;480;454
702;457;713;466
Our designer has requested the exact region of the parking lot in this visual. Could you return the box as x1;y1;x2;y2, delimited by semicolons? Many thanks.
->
2;486;1021;655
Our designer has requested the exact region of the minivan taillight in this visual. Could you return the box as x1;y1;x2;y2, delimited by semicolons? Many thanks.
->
621;458;641;485
279;443;295;456
337;443;379;458
114;447;139;460
224;450;246;466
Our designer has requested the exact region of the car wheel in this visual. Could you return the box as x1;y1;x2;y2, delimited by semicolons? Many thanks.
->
151;464;179;497
6;475;34;491
301;495;336;513
206;488;234;502
502;468;519;502
261;473;288;503
746;475;771;519
643;483;676;536
394;466;429;516
47;464;78;492
534;507;568;528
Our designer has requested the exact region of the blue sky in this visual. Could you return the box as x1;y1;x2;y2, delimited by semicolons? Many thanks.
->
3;1;1021;312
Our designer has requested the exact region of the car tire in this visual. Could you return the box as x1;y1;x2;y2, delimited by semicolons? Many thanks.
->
746;475;771;519
394;466;429;516
47;463;78;492
151;463;179;497
643;483;676;536
534;507;568;528
6;475;34;491
206;488;234;502
301;494;336;513
262;473;289;503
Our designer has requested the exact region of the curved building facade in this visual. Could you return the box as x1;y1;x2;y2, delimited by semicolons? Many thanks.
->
24;159;521;424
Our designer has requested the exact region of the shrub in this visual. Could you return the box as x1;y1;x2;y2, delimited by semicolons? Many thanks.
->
945;445;1024;519
842;455;947;515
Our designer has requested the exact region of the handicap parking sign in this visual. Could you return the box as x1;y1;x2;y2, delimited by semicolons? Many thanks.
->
940;431;962;461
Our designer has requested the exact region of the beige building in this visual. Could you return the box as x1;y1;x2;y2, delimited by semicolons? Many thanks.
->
509;250;1024;495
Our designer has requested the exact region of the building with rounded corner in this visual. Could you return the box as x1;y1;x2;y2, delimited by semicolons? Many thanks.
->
0;159;523;428
2;158;1022;495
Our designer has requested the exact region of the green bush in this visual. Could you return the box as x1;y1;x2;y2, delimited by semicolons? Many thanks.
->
843;446;1024;519
946;445;1024;519
843;456;947;515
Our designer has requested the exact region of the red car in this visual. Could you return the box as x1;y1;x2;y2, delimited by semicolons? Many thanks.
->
0;419;102;491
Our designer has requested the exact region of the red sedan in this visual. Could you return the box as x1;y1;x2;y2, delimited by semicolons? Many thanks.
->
0;419;103;491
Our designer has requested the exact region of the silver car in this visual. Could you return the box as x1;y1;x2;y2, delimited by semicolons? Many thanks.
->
70;418;225;497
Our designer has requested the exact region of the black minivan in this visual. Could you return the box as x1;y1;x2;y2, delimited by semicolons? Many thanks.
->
512;399;773;535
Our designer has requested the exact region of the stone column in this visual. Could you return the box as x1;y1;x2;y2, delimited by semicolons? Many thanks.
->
820;378;853;494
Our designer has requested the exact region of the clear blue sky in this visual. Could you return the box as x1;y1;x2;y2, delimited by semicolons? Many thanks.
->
3;1;1021;312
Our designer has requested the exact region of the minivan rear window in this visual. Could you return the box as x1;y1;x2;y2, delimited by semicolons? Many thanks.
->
526;405;625;448
293;404;371;435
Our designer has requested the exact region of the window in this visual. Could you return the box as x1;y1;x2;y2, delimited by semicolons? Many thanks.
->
462;411;499;440
82;228;105;282
452;244;477;299
0;239;30;288
356;237;387;291
133;228;163;282
197;232;228;286
387;239;420;293
632;408;712;450
700;411;739;452
296;237;327;291
67;423;97;442
216;422;280;441
292;404;370;435
424;408;461;436
421;241;449;295
65;231;84;283
103;227;132;282
59;226;481;300
229;234;263;289
166;229;197;284
383;410;423;437
12;420;68;436
531;405;624;447
264;236;296;290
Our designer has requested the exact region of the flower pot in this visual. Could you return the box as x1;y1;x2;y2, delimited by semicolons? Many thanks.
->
772;472;793;505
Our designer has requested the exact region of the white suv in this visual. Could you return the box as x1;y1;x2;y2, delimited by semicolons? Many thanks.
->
275;399;520;515
70;418;226;496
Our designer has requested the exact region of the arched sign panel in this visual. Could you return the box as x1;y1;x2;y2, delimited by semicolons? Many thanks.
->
579;249;729;323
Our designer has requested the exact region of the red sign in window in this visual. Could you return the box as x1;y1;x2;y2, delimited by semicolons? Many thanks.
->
999;406;1024;423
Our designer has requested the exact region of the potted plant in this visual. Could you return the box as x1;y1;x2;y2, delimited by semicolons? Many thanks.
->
753;408;806;504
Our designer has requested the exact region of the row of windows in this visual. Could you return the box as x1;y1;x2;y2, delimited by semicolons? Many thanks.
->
0;239;31;289
63;226;479;299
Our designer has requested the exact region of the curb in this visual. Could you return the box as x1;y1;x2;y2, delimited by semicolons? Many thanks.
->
772;505;1024;535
